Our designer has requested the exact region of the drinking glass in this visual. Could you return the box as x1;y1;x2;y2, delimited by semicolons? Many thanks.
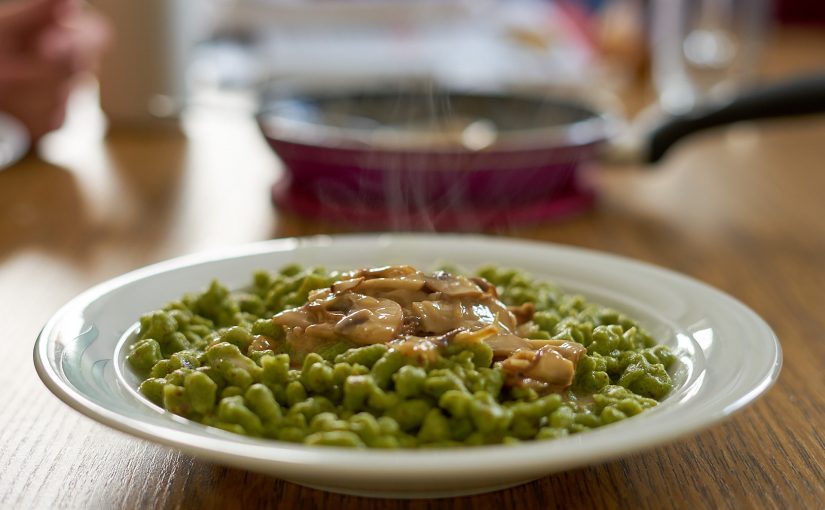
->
651;0;770;115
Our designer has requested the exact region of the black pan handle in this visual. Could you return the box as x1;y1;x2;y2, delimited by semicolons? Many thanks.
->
647;73;825;163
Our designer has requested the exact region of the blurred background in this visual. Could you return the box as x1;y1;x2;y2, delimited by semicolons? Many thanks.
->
93;0;814;121
2;0;824;233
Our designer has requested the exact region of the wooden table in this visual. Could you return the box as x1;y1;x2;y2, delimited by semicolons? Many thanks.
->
2;27;823;510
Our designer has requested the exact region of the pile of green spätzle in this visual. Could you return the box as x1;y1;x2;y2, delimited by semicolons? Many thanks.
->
127;265;675;448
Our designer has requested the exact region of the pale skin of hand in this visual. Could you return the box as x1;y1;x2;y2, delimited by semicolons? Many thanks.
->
0;0;109;140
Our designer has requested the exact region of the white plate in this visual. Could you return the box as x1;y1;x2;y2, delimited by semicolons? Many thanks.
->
34;234;781;498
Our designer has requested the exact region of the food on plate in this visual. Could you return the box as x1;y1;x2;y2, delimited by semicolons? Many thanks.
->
127;265;675;448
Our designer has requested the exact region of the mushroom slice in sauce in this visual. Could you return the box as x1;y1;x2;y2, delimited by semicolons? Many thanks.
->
500;341;586;390
389;335;444;364
329;294;404;345
465;297;518;331
356;277;427;294
526;339;587;365
354;265;419;279
375;288;432;309
470;276;498;296
332;277;364;293
412;300;464;334
453;325;498;345
508;302;535;325
483;333;535;358
304;322;338;341
272;308;313;330
423;271;484;297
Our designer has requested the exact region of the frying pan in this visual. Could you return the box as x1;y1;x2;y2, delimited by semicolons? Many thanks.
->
257;74;825;230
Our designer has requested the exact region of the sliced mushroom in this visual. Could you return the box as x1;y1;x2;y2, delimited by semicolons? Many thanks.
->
304;322;338;341
472;296;518;332
307;287;331;302
470;276;498;296
272;308;313;329
501;347;574;388
354;265;418;279
453;325;498;345
321;294;354;313
375;288;431;309
483;333;534;358
331;295;404;345
423;271;483;297
332;277;364;293
527;346;579;387
334;308;371;331
389;336;442;364
508;302;535;325
412;300;464;334
500;341;585;390
526;339;587;365
356;277;427;294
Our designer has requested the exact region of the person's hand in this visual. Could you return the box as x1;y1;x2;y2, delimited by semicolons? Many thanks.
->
0;0;109;140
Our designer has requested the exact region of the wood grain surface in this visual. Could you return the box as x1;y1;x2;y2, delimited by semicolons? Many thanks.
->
1;28;823;510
